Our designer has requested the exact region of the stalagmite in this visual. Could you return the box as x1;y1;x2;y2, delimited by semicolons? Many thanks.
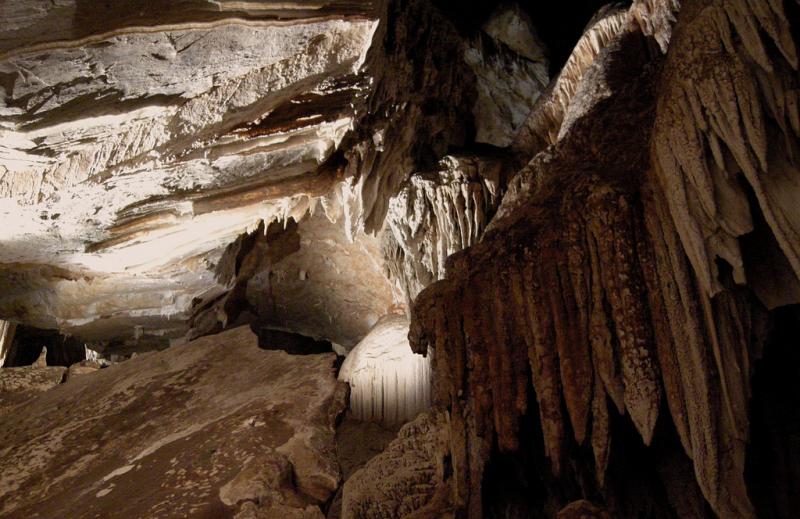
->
339;316;431;427
0;320;16;367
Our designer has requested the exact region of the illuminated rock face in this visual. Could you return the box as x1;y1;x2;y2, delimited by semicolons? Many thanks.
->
0;0;545;349
246;213;399;349
383;154;511;305
339;315;430;426
0;1;380;345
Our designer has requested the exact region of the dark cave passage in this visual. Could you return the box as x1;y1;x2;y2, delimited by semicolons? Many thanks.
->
746;305;800;519
252;325;334;355
2;325;86;368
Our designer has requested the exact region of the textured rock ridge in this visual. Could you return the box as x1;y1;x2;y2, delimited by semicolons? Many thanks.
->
513;5;631;152
341;411;452;519
403;1;799;517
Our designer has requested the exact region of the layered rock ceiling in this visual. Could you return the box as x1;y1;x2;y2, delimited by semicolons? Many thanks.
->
1;0;800;518
0;0;538;349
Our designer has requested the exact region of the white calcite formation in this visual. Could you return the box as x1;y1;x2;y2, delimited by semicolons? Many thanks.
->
0;320;15;366
339;316;431;427
329;0;549;241
383;155;510;303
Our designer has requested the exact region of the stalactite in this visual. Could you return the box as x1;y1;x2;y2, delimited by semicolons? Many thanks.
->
412;167;772;516
383;155;510;305
587;190;661;445
641;176;761;519
405;2;798;515
630;0;681;52
645;1;799;515
519;250;567;476
652;0;800;305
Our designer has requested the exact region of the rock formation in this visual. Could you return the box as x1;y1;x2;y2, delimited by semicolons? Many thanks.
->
339;315;431;426
0;356;66;415
0;326;346;518
406;1;800;518
341;411;452;519
1;0;799;518
0;1;381;346
0;320;15;366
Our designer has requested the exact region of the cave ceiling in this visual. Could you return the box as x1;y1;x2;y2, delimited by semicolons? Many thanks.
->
0;0;563;348
0;1;382;346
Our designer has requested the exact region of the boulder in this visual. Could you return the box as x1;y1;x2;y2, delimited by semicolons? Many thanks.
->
341;411;452;519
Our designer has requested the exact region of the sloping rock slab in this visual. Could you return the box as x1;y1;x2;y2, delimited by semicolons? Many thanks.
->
0;326;344;518
0;365;67;415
